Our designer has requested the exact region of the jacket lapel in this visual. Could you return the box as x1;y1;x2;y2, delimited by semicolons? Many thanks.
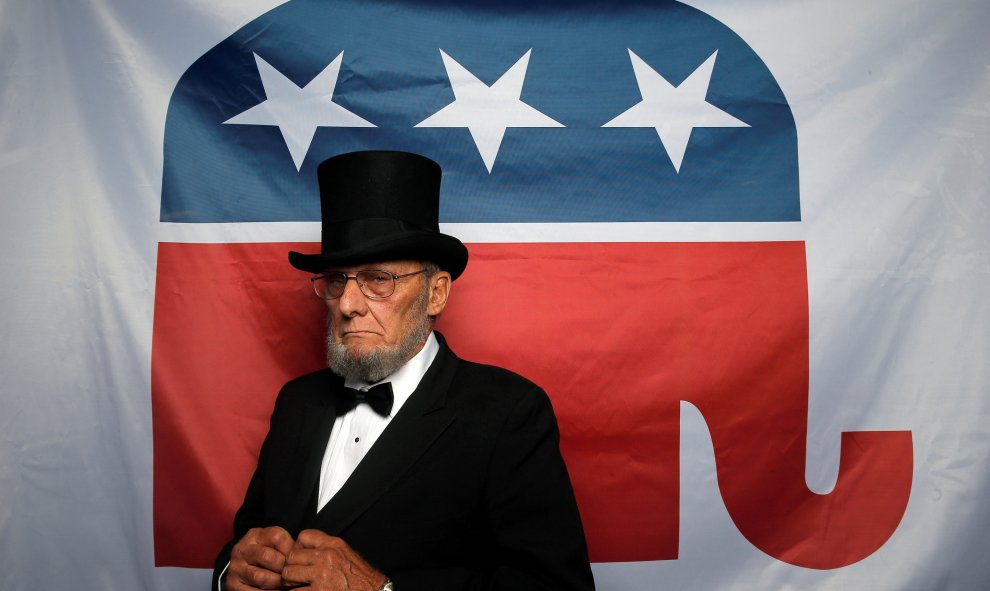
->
285;373;341;531
311;336;460;535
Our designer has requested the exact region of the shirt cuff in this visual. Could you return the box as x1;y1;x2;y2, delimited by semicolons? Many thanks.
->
217;561;230;591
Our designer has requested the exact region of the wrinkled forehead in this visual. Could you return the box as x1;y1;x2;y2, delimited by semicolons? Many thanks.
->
322;259;422;274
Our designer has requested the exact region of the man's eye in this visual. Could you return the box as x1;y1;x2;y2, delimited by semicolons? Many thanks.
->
366;272;391;284
326;276;347;287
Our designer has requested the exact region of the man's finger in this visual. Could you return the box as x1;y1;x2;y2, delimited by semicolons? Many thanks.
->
257;526;295;556
284;547;320;566
242;543;288;572
280;563;321;588
229;562;283;590
295;529;347;549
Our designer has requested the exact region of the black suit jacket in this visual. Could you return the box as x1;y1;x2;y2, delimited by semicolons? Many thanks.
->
213;334;595;590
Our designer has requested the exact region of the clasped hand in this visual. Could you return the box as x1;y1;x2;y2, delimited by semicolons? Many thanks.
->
226;527;387;591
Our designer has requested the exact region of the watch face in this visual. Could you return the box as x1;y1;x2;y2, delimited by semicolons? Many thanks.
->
382;580;394;591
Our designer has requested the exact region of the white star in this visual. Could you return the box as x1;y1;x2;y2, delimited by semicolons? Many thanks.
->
416;49;563;173
224;52;375;171
603;50;749;173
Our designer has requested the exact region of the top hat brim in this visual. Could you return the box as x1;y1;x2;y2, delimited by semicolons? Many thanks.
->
288;231;469;280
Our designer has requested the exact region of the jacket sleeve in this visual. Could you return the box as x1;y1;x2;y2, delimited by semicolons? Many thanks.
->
210;390;285;591
388;388;596;591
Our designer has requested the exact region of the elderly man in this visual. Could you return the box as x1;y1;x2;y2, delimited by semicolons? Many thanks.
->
213;151;594;591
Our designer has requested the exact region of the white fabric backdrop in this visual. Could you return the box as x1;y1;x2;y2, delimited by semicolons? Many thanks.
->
1;1;987;589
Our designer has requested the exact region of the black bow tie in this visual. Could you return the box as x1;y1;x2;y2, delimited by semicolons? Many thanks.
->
339;382;394;417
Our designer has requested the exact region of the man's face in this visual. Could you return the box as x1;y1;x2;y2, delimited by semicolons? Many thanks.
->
324;260;450;382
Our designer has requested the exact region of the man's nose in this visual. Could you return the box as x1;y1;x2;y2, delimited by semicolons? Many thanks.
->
334;276;368;316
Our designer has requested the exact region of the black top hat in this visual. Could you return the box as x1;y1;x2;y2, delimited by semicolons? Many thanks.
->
288;151;469;279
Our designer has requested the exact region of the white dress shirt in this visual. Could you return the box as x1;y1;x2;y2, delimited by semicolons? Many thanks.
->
316;331;439;511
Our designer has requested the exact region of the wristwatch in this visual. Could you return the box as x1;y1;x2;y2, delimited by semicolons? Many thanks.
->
379;578;394;591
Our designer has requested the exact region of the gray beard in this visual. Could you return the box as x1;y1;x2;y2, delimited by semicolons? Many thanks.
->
325;288;433;383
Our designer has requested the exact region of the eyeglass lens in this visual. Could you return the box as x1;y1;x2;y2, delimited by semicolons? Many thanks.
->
319;270;396;299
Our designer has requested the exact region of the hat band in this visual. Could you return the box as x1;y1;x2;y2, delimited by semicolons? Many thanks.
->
322;217;436;251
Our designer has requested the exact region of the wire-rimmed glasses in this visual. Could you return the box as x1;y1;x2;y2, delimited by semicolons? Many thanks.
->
311;269;428;300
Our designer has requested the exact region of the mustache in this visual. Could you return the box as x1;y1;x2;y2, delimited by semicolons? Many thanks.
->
324;285;433;382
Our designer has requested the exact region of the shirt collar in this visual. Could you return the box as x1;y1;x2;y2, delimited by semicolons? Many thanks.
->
343;331;439;416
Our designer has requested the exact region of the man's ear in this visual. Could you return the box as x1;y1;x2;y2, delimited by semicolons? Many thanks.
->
427;271;452;316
